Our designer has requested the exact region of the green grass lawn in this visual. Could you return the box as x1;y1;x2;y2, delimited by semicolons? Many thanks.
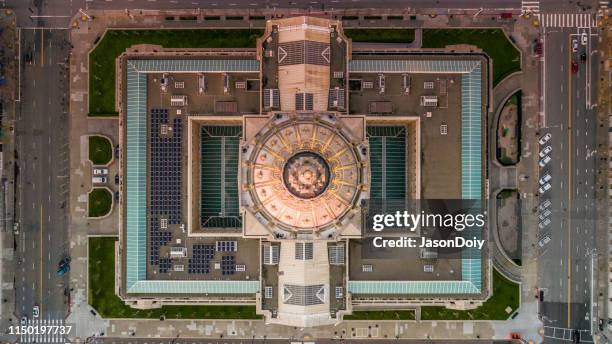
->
344;309;415;320
88;237;259;319
89;29;263;115
344;29;415;43
421;269;520;320
88;188;113;218
88;135;112;165
422;29;521;85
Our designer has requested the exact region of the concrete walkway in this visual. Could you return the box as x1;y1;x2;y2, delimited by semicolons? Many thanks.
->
488;71;523;283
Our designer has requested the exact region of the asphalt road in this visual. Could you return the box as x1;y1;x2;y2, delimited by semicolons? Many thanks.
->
4;0;603;29
538;25;598;342
13;23;70;329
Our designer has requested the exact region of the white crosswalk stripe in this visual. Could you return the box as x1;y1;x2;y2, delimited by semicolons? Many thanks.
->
19;318;67;344
600;0;609;9
539;13;597;28
522;0;540;14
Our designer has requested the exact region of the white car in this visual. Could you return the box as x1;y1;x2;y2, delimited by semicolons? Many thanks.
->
32;305;39;318
539;182;552;194
539;173;552;185
538;199;552;211
93;168;108;175
539;155;552;167
539;133;552;145
581;32;588;45
539;209;552;221
572;38;578;52
539;145;552;158
538;235;551;247
92;176;108;184
539;217;551;229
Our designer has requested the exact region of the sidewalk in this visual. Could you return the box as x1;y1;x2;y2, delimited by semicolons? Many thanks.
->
0;9;19;344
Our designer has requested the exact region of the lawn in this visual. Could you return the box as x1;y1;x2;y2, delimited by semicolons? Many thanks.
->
344;29;415;43
88;135;112;165
422;29;521;85
344;309;415;320
421;269;520;320
88;188;112;218
89;29;263;115
88;237;259;319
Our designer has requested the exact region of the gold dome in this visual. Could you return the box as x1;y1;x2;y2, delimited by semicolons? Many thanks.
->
242;114;367;233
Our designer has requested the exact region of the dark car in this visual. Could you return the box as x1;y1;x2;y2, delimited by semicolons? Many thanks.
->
114;145;119;159
571;61;579;74
580;52;587;63
114;191;119;201
115;174;119;185
57;256;71;276
534;41;543;55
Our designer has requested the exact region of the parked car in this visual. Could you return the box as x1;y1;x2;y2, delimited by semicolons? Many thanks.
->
20;316;27;326
539;217;552;229
539;145;552;158
539;182;552;194
93;168;108;176
114;191;119;201
539;199;552;211
539;133;552;145
114;144;119;159
581;32;588;45
115;174;119;185
538;236;551;247
572;38;578;52
539;155;552;167
539;173;552;185
92;176;107;184
539;209;552;220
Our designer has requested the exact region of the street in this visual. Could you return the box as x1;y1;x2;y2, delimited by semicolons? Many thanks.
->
12;23;71;342
538;25;599;343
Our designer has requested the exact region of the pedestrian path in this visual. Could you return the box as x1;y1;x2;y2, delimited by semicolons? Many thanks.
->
539;13;597;28
522;0;540;14
18;318;68;344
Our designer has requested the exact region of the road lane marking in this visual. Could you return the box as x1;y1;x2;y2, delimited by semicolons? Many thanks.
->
40;29;44;67
39;206;43;315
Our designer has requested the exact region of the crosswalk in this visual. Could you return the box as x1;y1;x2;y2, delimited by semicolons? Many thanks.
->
600;0;609;10
18;318;68;344
543;326;593;343
539;13;597;28
522;0;540;14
